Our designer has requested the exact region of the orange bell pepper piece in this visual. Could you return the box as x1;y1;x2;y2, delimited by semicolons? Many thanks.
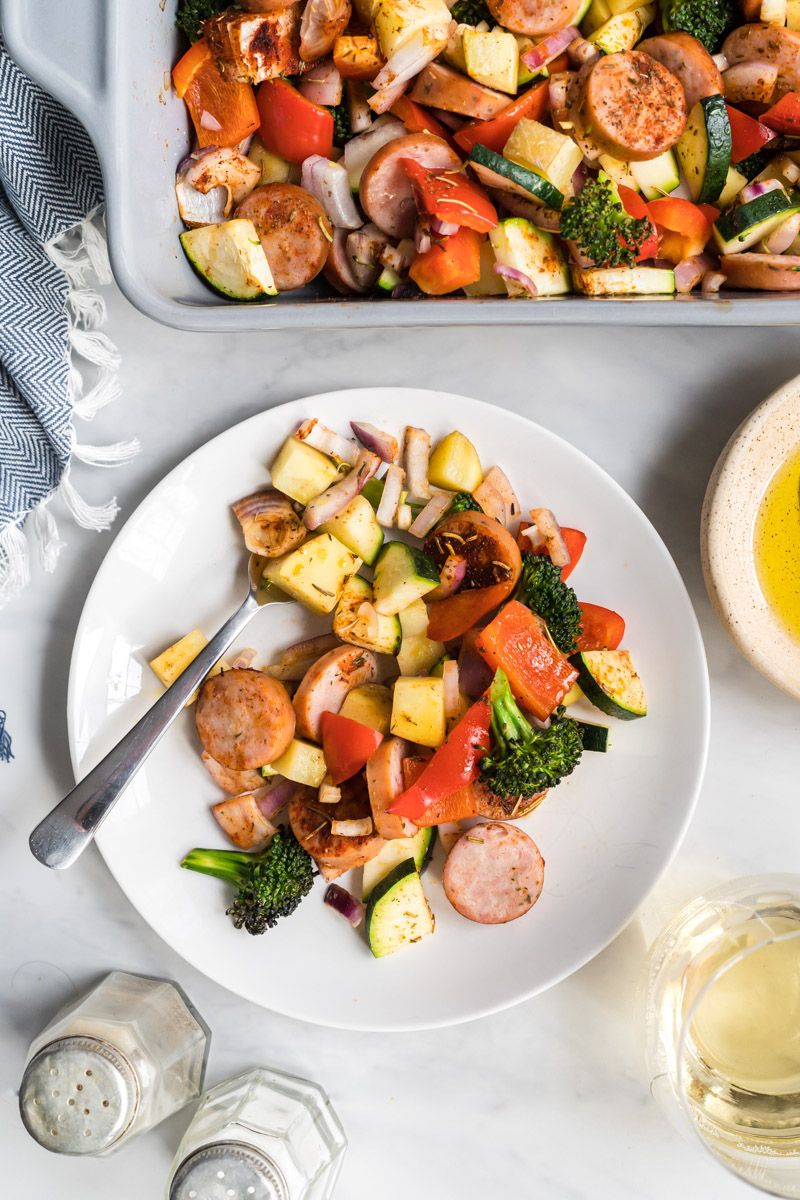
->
409;226;483;295
172;40;259;148
475;601;577;720
648;197;714;264
390;96;452;141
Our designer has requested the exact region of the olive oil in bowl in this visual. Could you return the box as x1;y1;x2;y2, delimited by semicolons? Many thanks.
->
754;448;800;643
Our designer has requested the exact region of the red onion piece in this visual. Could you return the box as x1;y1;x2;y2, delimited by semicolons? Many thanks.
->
350;421;399;463
299;59;343;107
345;224;390;289
295;418;360;465
741;178;784;204
430;216;460;236
408;490;452;537
278;632;340;666
674;253;714;294
458;645;494;698
701;270;726;296
304;449;381;529
403;426;432;501
301;155;362;230
324;883;365;927
473;466;520;529
722;60;777;106
376;464;406;526
380;238;416;274
200;110;223;132
548;71;573;118
529;507;570;567
256;777;296;820
571;162;588;195
343;117;406;186
371;31;438;96
428;553;467;600
568;35;600;67
443;659;460;717
369;75;410;114
415;224;432;255
300;0;351;61
331;817;373;837
494;262;538;296
761;211;800;254
523;27;580;73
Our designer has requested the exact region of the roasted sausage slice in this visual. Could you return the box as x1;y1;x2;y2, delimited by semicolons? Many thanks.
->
638;32;723;112
443;822;545;924
573;51;687;161
293;645;379;741
720;253;800;291
195;668;295;770
487;0;585;36
235;184;332;291
324;228;371;295
410;63;508;121
359;133;462;239
201;751;266;795
722;22;800;98
212;790;277;851
289;780;385;876
366;737;417;839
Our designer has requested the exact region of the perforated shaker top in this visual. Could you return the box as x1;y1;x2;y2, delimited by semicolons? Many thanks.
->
19;1037;139;1154
170;1141;289;1200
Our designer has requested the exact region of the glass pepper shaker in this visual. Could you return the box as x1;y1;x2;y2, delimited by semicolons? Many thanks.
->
166;1066;347;1200
19;970;210;1156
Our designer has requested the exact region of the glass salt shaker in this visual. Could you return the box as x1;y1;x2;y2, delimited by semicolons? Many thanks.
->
166;1066;347;1200
19;970;210;1156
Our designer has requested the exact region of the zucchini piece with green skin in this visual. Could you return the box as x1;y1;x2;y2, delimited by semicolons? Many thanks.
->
630;149;680;201
676;95;731;205
362;478;424;518
333;575;401;654
468;144;564;210
373;542;439;616
362;827;437;900
180;219;277;300
320;494;384;565
575;719;610;752
489;217;571;297
570;650;647;720
571;266;675;296
714;190;800;255
366;858;436;957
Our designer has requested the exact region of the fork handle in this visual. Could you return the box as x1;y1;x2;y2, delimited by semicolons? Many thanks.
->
30;591;261;870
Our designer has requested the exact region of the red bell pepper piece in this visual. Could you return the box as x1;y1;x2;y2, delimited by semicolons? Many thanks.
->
762;92;800;136
618;186;659;262
173;40;260;149
454;81;548;154
647;197;714;264
575;602;625;652
320;712;383;786
725;103;776;164
519;524;587;581
409;225;483;295
257;78;334;163
390;95;452;141
388;695;491;820
398;757;480;825
475;601;577;721
402;159;498;232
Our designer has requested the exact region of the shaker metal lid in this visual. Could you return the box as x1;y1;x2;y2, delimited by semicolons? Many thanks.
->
19;1036;139;1154
170;1141;289;1200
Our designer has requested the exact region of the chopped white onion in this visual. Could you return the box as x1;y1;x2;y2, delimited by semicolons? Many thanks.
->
761;212;800;254
331;817;374;837
701;270;726;296
370;31;438;102
396;502;413;531
529;507;570;567
319;779;342;804
403;426;432;501
674;253;713;295
442;659;460;717
231;647;258;669
712;52;729;72
295;418;360;464
301;155;363;230
408;491;452;537
474;467;521;528
298;58;343;107
343;117;406;188
376;464;406;525
430;216;460;236
303;449;381;529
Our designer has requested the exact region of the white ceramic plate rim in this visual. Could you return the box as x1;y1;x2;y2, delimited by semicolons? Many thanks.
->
68;388;710;1031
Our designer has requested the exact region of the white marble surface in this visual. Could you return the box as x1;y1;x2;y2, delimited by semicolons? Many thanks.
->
3;286;800;1200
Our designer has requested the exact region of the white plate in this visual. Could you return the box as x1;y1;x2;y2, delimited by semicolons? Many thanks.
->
68;388;709;1031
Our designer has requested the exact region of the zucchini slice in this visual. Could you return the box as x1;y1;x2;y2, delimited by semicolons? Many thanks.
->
575;719;610;752
180;219;277;300
366;859;435;957
713;189;800;255
333;575;401;655
571;650;647;720
362;827;437;900
676;95;731;205
373;542;439;616
467;144;564;210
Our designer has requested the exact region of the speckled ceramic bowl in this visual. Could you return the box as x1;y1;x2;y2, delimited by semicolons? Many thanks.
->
701;375;800;700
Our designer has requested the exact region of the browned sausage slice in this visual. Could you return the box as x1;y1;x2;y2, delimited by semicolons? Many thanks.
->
487;0;585;36
366;737;417;839
638;32;723;112
235;183;332;291
472;781;549;820
293;645;379;740
410;63;509;121
720;253;800;291
288;780;385;875
443;821;545;924
324;228;369;295
722;22;800;97
359;133;461;238
195;668;295;770
575;51;687;161
201;751;266;795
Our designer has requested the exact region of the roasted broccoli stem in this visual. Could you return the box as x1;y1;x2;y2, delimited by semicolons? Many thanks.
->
181;827;316;935
514;553;582;654
560;177;652;269
449;492;483;514
659;0;737;53
450;0;493;24
176;0;231;42
479;670;584;802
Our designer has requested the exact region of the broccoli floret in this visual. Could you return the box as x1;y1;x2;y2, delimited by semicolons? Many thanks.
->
450;0;492;24
176;0;231;42
659;0;737;53
514;552;582;654
450;491;483;513
181;827;316;935
560;177;652;269
479;670;584;804
328;103;350;147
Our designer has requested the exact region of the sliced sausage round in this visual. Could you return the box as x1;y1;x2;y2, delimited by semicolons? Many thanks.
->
200;750;266;795
575;51;687;161
366;736;417;840
720;253;800;291
443;821;545;924
324;228;370;295
195;668;295;770
487;0;585;36
293;645;379;741
722;22;800;98
638;32;723;112
359;133;461;239
472;781;548;821
234;183;331;291
288;779;384;876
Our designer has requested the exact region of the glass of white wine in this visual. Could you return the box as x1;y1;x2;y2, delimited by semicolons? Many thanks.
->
644;875;800;1197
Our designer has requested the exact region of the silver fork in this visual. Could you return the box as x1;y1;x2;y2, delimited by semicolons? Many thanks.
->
30;557;281;870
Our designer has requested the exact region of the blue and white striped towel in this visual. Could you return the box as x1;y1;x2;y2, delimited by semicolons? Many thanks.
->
0;37;138;609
